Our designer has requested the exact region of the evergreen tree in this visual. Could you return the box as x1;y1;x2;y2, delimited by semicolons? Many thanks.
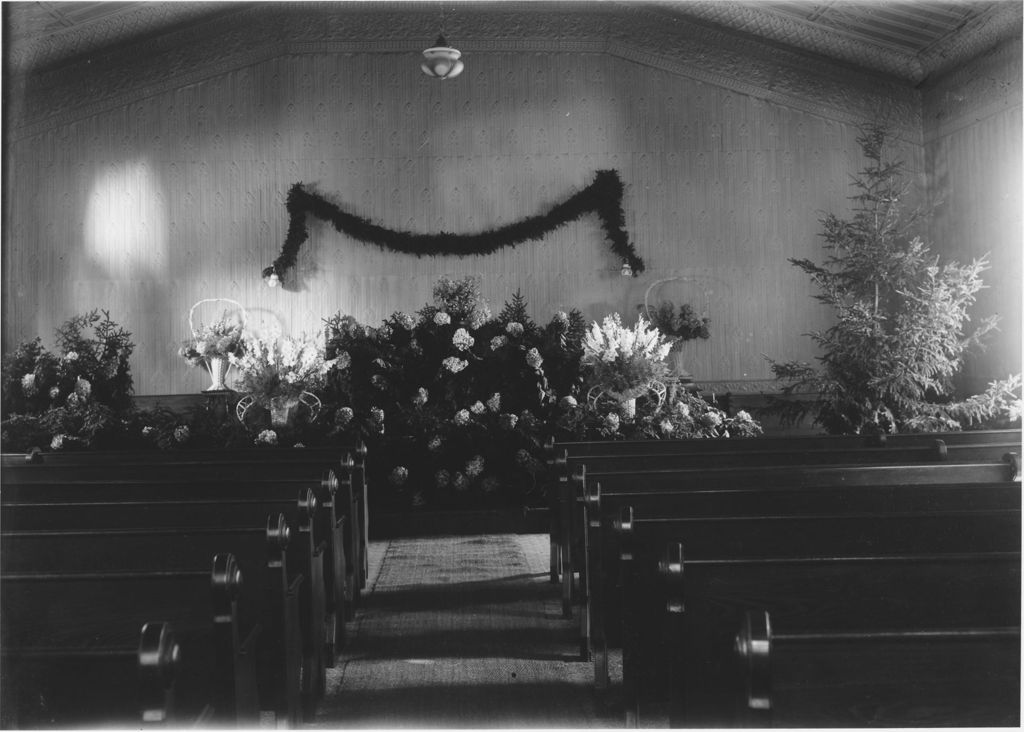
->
767;124;1019;434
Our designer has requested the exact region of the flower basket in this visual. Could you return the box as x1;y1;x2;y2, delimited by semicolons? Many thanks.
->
185;298;247;392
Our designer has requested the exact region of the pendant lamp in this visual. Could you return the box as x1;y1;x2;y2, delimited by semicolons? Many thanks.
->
421;34;464;79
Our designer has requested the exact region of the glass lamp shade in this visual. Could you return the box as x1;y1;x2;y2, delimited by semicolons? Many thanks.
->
421;36;464;79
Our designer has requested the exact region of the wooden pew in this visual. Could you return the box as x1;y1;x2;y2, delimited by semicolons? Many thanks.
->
2;452;363;624
1;555;260;728
731;609;1020;728
1;488;327;718
559;443;1020;618
546;428;1021;608
1;464;349;662
582;454;1021;691
611;473;1021;727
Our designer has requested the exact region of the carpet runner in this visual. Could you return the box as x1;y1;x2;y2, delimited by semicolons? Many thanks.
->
311;533;621;728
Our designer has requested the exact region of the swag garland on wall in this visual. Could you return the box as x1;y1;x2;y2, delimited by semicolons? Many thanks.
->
262;169;644;284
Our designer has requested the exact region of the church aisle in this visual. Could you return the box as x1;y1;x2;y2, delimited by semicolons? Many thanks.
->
310;533;621;728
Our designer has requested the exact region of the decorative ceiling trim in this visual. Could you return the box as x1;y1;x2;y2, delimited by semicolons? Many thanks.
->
9;4;922;142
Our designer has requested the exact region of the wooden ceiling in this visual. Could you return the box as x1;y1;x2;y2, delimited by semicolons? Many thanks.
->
5;0;1021;84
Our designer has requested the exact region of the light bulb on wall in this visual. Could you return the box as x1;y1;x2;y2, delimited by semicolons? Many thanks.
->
421;34;464;79
621;260;633;277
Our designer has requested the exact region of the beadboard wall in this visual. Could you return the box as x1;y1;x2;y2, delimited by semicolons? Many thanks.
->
923;37;1023;393
7;5;1014;399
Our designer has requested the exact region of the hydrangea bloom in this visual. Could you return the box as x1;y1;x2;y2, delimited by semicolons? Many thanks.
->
49;386;61;400
506;322;524;337
21;373;36;396
50;434;66;450
500;413;518;429
443;357;468;374
452;472;469;491
452;328;475;351
676;401;691;418
700;412;723;428
603;413;620;432
481;477;500;493
74;377;92;398
428;435;443;451
525;348;544;369
490;335;507;351
413;387;429;407
470;401;486;415
465;455;485;478
335;407;354;426
370;407;385;424
395;312;416;330
64;351;79;362
553;310;569;326
433;311;451;326
255;429;278;446
454;409;471;426
174;425;191;443
389;466;409;485
486;392;501;412
560;395;578;408
660;419;675;434
435;469;451;487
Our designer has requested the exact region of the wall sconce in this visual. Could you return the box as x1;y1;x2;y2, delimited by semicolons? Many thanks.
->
620;260;633;277
421;34;464;79
262;266;280;288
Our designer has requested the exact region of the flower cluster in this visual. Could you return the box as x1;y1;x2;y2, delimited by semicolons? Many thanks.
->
231;333;343;407
323;278;590;510
1;311;135;452
179;312;245;367
582;313;672;399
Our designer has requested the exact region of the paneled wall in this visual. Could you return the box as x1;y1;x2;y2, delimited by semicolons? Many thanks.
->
5;9;928;396
923;37;1023;392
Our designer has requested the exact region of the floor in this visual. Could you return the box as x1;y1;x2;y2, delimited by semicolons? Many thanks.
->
309;533;624;729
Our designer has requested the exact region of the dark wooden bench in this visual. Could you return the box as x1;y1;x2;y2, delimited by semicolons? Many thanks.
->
2;441;370;611
1;487;328;718
1;463;350;662
610;475;1020;726
547;428;1021;607
555;439;1020;615
1;554;260;728
732;608;1020;728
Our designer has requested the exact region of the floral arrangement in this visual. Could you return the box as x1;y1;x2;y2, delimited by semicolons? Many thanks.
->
1;310;135;451
581;313;673;399
179;314;245;367
231;333;344;407
322;278;587;510
552;385;763;441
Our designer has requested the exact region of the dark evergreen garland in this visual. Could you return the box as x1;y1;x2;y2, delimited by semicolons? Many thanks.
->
262;169;644;283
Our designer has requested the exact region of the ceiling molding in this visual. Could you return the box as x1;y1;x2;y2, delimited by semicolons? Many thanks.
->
10;4;922;141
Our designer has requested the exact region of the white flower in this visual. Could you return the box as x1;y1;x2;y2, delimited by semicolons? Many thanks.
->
582;313;672;366
335;407;354;426
142;426;154;436
65;392;81;408
700;412;723;428
433;311;451;326
454;409;471;426
74;378;92;398
603;413;620;432
468;307;490;330
452;472;469;492
255;429;278;446
293;442;306;448
506;322;524;337
660;419;675;434
470;401;486;415
377;324;393;339
490;335;507;351
443;357;468;374
560;395;578;408
395;312;416;330
525;348;544;369
735;410;753;422
413;387;429;407
435;469;451;487
173;425;190;443
49;386;61;400
389;466;409;485
50;434;67;450
64;351;79;362
675;401;690;418
21;373;37;396
452;328;475;351
486;392;501;412
553;310;569;326
428;436;443;451
500;413;518;429
369;407;385;424
465;455;485;478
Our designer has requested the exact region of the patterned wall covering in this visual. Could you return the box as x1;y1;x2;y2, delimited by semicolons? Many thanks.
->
923;36;1023;392
4;7;934;397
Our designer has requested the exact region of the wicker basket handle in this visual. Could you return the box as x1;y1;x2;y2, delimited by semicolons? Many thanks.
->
188;298;248;339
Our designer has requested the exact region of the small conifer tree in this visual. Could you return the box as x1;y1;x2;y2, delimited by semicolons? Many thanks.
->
767;124;1020;434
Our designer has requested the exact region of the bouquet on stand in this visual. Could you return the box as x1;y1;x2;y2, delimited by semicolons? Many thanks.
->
581;313;672;417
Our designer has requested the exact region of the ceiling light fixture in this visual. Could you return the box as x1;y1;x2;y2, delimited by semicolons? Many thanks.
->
421;6;463;79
